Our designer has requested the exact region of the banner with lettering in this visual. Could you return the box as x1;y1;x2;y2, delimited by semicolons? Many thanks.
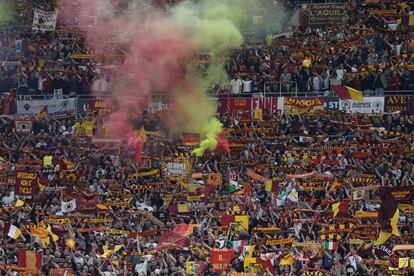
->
384;96;413;114
17;98;77;118
339;97;384;113
283;97;325;115
308;4;347;25
217;97;282;117
14;172;38;196
32;9;58;31
161;157;192;181
382;187;414;203
210;249;234;272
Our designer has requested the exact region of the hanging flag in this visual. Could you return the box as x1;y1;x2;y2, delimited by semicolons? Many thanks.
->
323;241;338;250
4;223;22;240
17;249;42;270
61;199;76;213
331;85;363;101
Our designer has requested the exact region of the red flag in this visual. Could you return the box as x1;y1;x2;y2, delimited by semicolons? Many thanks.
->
135;141;143;165
156;231;189;250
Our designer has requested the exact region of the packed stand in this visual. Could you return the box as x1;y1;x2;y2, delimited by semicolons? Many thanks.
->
226;0;414;96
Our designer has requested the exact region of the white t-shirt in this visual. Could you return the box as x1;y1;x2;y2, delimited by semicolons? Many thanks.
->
336;69;346;81
2;193;14;206
312;76;321;91
242;80;252;93
230;79;242;94
135;260;149;276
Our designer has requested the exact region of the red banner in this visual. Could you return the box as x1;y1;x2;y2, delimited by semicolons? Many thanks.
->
210;249;234;272
14;171;38;196
217;97;280;117
383;187;414;203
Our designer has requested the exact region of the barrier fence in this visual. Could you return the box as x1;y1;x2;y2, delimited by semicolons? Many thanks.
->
2;94;414;119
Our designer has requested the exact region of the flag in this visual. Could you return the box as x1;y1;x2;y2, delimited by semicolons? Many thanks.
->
173;224;201;237
137;127;147;142
43;156;53;167
30;224;49;239
221;215;249;231
15;199;25;207
332;199;349;217
157;231;189;250
65;238;76;250
302;58;312;68
265;180;278;192
323;241;338;250
4;223;21;239
210;248;234;272
177;203;189;213
279;253;294;266
399;257;409;268
231;240;247;253
331;85;363;101
374;188;400;245
228;180;242;193
61;199;76;213
17;249;42;270
287;189;298;202
276;191;287;206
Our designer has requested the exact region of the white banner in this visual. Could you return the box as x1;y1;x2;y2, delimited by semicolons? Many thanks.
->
17;98;77;118
32;9;58;31
339;97;384;113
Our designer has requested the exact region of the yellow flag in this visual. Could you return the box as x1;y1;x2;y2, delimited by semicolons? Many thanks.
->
137;127;147;142
280;253;294;266
43;156;53;167
15;199;25;207
65;238;75;250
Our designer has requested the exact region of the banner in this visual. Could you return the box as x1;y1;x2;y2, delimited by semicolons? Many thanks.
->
15;172;38;196
308;4;347;25
210;249;234;272
384;96;413;114
32;9;58;31
283;97;324;114
161;157;192;181
339;97;384;113
14;120;33;134
324;97;340;111
383;187;414;203
17;98;77;118
217;97;282;117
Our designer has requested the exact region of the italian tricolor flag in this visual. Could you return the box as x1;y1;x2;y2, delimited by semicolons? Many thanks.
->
323;241;338;250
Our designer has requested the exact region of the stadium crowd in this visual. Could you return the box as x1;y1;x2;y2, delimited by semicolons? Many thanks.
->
1;0;414;276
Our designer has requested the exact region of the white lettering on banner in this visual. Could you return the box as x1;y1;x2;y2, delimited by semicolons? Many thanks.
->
339;97;384;113
16;98;77;118
32;9;58;31
167;162;186;176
